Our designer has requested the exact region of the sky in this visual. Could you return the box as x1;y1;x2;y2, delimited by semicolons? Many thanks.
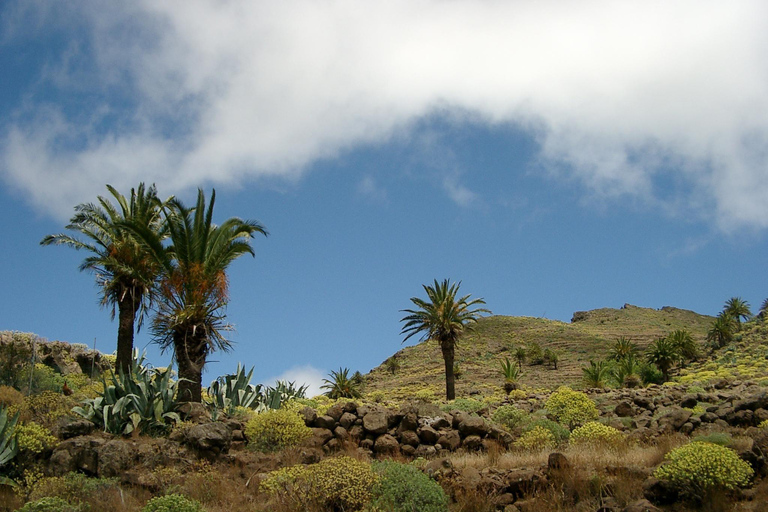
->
1;1;767;397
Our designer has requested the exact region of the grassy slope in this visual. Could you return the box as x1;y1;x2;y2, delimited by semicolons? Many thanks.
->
365;304;714;399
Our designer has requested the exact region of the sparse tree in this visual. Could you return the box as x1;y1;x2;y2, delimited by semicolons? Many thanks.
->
582;360;610;388
400;279;490;400
514;347;527;370
646;337;680;383
760;298;768;320
723;297;752;329
707;313;736;350
41;184;166;374
668;329;699;363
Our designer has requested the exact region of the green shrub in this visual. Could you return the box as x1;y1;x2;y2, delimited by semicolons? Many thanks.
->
442;398;485;414
370;461;449;512
654;442;754;497
570;421;623;447
261;456;378;511
524;418;570;444
491;405;527;430
142;494;203;512
17;497;83;512
16;422;58;454
27;472;120;505
514;426;555;451
545;386;598;428
691;432;732;447
245;408;312;452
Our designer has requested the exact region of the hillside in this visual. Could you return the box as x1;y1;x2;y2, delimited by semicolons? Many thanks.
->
364;304;714;399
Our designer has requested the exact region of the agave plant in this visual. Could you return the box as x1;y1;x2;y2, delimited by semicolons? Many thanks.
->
0;405;19;485
73;350;183;435
500;357;521;394
207;364;263;416
321;368;362;399
257;380;310;412
582;360;611;388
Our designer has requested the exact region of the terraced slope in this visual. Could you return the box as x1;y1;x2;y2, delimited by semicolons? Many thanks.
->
364;304;713;399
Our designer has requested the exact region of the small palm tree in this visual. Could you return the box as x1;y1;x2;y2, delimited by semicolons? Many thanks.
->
582;360;610;388
321;368;362;399
668;329;699;363
609;336;638;361
611;353;642;388
707;313;736;350
723;297;752;328
760;298;768;320
514;347;527;370
646;337;680;382
41;184;166;374
500;357;521;394
400;279;490;400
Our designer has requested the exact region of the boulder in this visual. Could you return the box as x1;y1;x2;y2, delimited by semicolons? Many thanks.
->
642;476;678;505
185;422;232;458
373;434;400;455
437;430;461;451
679;395;698;409
338;412;357;429
462;435;483;450
307;428;334;448
458;415;489;437
363;411;390;435
49;436;104;476
333;426;349;441
547;452;570;471
417;425;439;445
614;402;634;417
58;419;95;439
314;415;337;430
300;406;317;426
399;430;420;447
657;407;691;432
504;468;546;498
398;412;418;432
97;439;136;478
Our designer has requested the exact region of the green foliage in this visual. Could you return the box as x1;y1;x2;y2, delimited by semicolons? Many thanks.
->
142;494;203;512
611;354;642;388
582;360;610;388
691;432;732;447
491;405;527;430
639;362;664;385
0;333;35;389
19;364;68;394
17;497;83;512
609;336;638;361
514;346;527;369
500;357;521;393
668;329;699;362
73;351;181;435
370;461;449;512
570;421;622;447
16;422;58;454
524;418;571;444
514;426;555;451
545;386;598;428
244;408;312;452
707;313;736;349
543;348;558;369
261;456;378;511
723;297;752;326
526;342;544;365
646;336;681;382
655;442;754;497
0;404;19;485
321;368;362;399
385;357;400;375
27;472;120;506
442;398;485;413
206;363;262;417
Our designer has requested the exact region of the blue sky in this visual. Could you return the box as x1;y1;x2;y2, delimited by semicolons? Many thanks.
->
1;2;767;395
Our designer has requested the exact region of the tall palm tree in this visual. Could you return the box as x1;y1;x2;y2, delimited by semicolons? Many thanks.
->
400;279;490;400
707;313;736;350
667;329;699;363
129;189;267;402
723;297;752;328
41;184;165;374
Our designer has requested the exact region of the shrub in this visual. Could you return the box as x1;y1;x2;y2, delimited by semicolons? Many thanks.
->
524;418;570;444
691;432;732;446
370;461;449;512
442;398;485;414
19;391;74;429
570;421;622;447
16;422;58;454
491;405;527;430
759;419;768;429
514;426;555;451
527;342;544;365
142;494;203;512
261;456;378;511
654;442;754;497
0;385;24;408
582;360;610;388
545;386;598;428
244;408;312;452
27;472;120;505
17;497;83;512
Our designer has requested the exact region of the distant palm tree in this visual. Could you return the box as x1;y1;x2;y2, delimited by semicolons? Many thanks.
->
646;337;680;382
41;184;166;374
514;347;527;370
760;298;768;320
609;336;638;361
321;368;362;399
400;279;490;400
723;297;752;328
707;313;736;350
667;329;699;363
582;360;610;388
129;189;267;402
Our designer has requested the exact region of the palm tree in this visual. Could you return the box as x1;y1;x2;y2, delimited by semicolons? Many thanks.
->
646;337;680;382
759;298;768;320
609;336;638;361
500;357;521;394
514;346;527;370
129;189;267;402
321;368;363;399
582;360;610;388
723;297;752;328
41;184;165;374
667;329;698;363
707;313;736;350
400;279;490;400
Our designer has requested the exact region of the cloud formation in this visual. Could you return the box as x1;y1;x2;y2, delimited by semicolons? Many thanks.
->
2;1;767;229
263;364;326;399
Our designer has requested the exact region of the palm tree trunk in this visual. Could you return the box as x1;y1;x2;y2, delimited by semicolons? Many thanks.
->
175;331;206;402
441;341;456;401
115;296;139;375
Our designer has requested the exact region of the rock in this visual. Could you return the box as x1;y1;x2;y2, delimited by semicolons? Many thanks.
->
494;493;516;507
399;412;418;432
308;428;334;448
621;499;662;512
425;457;453;478
462;435;483;450
300;406;317;426
426;416;452;430
734;391;768;412
399;430;420;447
700;412;718;423
679;422;694;435
417;425;440;445
58;419;95;439
363;411;390;435
679;395;698;409
548;452;570;471
185;422;231;458
314;415;337;430
437;430;461;451
505;468;545;497
642;476;678;505
359;438;374;451
326;403;346;421
178;402;211;423
401;444;416;456
633;397;653;410
97;440;135;478
333;426;349;441
348;424;365;439
458;415;489;437
50;436;105;476
614;402;634;417
324;438;341;453
657;407;692;432
414;444;437;458
374;434;400;455
338;412;357;429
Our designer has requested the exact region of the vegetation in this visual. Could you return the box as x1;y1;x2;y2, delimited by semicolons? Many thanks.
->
499;357;521;394
141;494;203;512
723;297;752;328
244;408;312;452
400;279;490;400
514;425;555;451
707;313;736;349
491;405;527;430
321;367;363;399
41;184;166;374
545;386;599;428
645;336;680;382
0;404;19;485
569;421;622;447
370;461;449;512
582;360;610;388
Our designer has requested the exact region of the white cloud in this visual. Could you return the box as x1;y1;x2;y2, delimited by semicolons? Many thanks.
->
2;1;768;229
357;175;388;203
262;364;326;399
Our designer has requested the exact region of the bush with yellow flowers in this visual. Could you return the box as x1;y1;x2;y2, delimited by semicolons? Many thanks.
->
16;422;58;454
569;421;622;448
261;456;378;511
244;408;312;452
545;386;598;428
514;426;555;451
654;442;754;497
491;405;528;431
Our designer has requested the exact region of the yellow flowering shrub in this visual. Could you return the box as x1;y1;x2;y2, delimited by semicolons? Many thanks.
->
569;421;622;448
491;405;528;431
16;422;58;453
507;389;528;401
655;442;754;495
514;426;555;451
758;419;768;429
18;391;74;428
261;456;378;511
244;408;312;452
545;386;598;428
